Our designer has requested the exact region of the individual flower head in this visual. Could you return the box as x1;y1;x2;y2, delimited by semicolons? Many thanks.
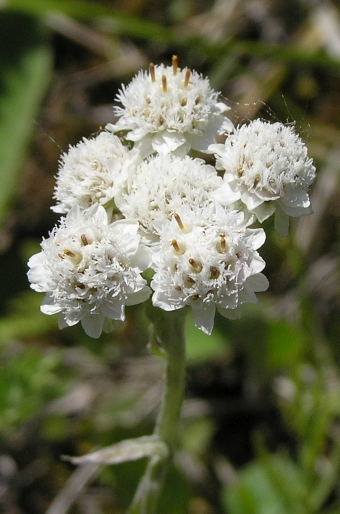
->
151;204;269;335
52;131;141;215
210;119;316;236
27;204;151;338
107;55;233;158
115;153;223;242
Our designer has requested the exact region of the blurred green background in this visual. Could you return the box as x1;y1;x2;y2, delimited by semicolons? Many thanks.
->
1;0;340;512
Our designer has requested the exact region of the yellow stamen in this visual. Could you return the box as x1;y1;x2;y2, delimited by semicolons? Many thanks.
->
63;249;76;257
149;62;156;82
162;75;168;92
171;239;181;253
254;175;260;187
186;276;196;284
63;248;82;265
172;55;178;75
189;258;203;272
184;69;191;87
210;266;220;279
174;213;185;230
81;234;88;246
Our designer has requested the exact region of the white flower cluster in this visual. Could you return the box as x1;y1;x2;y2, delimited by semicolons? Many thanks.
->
210;119;316;236
28;56;316;337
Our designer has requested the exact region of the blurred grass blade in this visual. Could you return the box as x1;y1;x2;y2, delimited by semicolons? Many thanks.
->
0;12;52;225
3;0;175;43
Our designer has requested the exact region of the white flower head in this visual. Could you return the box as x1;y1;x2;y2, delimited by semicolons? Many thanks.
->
27;204;151;338
116;153;223;241
107;56;233;158
52;131;141;214
210;119;316;236
151;204;269;335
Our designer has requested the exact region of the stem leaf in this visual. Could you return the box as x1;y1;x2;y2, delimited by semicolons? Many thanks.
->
63;435;169;466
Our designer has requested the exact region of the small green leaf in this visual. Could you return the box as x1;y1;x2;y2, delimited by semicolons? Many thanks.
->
222;455;308;514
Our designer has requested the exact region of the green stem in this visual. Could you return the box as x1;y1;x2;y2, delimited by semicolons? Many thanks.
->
127;309;187;514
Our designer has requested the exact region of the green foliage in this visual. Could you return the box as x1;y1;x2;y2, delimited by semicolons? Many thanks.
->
157;464;191;514
222;454;308;514
0;345;65;436
5;0;175;43
0;291;58;343
185;311;230;363
0;12;52;225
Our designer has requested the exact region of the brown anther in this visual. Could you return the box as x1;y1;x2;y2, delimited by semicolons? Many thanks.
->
180;97;187;106
184;69;191;87
220;236;226;251
175;286;182;291
172;55;178;75
174;213;185;230
162;75;168;92
210;266;220;279
81;234;88;246
63;249;76;258
171;239;181;253
195;96;200;104
236;251;242;258
186;276;196;284
191;294;200;301
149;62;156;82
189;258;203;272
253;175;260;187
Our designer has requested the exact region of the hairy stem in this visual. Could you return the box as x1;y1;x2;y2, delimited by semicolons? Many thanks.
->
128;309;187;514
